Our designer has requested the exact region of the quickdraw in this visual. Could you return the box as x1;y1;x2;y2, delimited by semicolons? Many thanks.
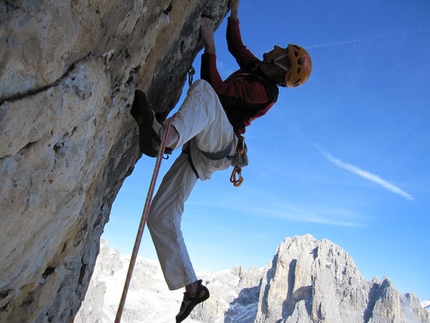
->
230;165;243;187
229;135;247;187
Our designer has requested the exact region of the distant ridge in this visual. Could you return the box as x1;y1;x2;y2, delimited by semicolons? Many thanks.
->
76;235;429;323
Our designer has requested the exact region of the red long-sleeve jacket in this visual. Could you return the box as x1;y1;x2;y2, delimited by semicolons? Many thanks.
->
201;18;279;135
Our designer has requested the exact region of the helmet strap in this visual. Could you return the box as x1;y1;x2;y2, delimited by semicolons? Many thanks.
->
258;59;286;86
272;53;289;72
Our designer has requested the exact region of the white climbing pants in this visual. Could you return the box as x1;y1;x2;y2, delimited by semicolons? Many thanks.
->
147;80;236;290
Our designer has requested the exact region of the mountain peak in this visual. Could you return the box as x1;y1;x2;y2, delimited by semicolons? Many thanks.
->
77;235;429;322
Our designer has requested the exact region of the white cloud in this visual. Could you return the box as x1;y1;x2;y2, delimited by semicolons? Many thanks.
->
321;150;413;201
307;27;429;50
188;198;364;227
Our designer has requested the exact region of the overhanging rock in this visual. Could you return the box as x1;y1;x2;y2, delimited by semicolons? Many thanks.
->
0;1;228;322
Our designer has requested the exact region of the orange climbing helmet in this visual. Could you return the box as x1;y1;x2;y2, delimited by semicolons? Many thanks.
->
273;44;312;88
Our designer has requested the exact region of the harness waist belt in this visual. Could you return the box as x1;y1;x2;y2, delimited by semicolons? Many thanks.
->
201;140;234;160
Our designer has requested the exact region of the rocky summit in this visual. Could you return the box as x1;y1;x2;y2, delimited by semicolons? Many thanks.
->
0;1;228;322
76;235;429;323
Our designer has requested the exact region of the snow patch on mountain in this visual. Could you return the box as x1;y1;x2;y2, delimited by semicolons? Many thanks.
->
76;236;429;323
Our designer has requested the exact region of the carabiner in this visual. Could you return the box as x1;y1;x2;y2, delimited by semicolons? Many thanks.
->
230;166;244;187
188;66;195;86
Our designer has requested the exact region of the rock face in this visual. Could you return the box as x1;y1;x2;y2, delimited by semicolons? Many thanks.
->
253;235;428;323
0;1;228;322
77;235;429;323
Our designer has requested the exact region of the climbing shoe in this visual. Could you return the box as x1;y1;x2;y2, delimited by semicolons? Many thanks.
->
130;90;163;157
176;280;210;323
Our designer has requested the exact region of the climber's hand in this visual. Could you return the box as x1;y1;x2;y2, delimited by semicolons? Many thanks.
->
200;17;215;54
229;0;239;20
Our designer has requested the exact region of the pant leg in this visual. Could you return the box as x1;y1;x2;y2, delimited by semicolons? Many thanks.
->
169;79;235;180
170;79;234;154
148;79;235;289
147;152;198;290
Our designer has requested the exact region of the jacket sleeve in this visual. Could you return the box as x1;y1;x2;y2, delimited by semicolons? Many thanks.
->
201;53;269;105
200;18;264;97
226;18;260;69
200;53;224;90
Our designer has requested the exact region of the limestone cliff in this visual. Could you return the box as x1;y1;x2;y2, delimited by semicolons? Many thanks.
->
253;235;429;323
0;1;228;322
76;236;429;323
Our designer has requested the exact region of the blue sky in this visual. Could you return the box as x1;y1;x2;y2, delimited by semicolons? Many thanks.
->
104;0;430;302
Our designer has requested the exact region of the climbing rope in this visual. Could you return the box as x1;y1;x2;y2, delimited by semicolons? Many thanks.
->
114;117;174;323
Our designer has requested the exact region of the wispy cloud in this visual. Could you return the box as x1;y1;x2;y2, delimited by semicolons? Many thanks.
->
321;150;413;201
307;28;429;50
188;198;364;227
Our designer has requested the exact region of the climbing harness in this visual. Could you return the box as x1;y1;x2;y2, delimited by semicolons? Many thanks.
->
201;140;233;160
200;135;248;187
114;118;174;323
187;66;248;187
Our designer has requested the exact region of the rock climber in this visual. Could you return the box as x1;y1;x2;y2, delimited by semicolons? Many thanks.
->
130;0;312;321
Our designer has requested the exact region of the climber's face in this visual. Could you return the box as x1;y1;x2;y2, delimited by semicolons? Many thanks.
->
263;46;290;71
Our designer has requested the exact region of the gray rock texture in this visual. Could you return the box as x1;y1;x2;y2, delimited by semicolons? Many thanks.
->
0;1;228;322
254;235;429;323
